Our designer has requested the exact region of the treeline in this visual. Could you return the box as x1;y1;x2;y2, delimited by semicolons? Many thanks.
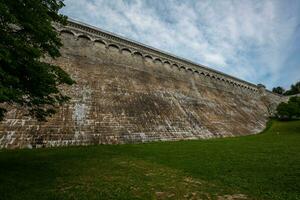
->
273;81;300;120
272;81;300;95
276;96;300;120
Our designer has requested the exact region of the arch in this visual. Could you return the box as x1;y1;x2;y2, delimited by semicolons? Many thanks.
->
94;39;106;45
77;34;92;41
200;72;205;76
194;70;199;74
59;29;75;36
180;66;186;70
164;61;171;65
206;73;211;77
144;55;153;60
154;58;163;63
121;48;132;54
187;68;193;72
108;43;120;50
172;64;179;68
144;55;153;63
133;51;143;57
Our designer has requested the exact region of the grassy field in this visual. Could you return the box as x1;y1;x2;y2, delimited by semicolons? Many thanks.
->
0;120;299;200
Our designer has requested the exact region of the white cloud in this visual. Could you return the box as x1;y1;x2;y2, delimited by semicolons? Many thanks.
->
61;0;300;89
203;53;226;67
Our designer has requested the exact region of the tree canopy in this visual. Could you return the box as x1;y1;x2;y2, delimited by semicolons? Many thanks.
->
284;81;300;96
272;86;285;95
276;96;300;120
0;0;74;121
272;81;300;96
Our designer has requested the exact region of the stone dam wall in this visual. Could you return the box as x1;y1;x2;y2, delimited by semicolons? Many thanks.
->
0;19;285;149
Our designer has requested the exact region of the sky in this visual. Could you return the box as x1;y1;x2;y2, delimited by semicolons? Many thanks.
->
61;0;300;90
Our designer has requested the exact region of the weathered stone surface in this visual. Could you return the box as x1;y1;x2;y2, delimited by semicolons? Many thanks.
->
0;19;286;149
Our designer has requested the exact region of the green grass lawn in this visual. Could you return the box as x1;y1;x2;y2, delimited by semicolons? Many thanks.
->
0;120;299;200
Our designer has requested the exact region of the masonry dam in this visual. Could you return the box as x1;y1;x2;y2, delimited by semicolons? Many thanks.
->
0;19;285;149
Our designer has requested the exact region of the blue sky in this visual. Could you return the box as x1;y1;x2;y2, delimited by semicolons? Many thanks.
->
61;0;300;89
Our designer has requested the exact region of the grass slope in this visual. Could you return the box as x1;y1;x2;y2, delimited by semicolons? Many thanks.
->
0;120;299;200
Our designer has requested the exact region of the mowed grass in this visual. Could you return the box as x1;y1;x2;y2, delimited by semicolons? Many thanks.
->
0;120;299;200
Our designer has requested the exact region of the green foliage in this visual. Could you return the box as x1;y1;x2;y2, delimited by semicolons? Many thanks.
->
272;86;285;94
276;97;300;120
0;120;299;200
0;0;74;121
284;81;300;95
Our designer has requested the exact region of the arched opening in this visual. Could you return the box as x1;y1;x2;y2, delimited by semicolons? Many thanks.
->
144;55;153;63
172;64;179;68
93;40;107;56
154;58;163;64
94;40;106;50
78;34;91;40
187;68;193;73
144;55;153;59
133;51;143;62
121;48;132;54
133;51;143;57
94;39;106;45
108;44;120;50
60;30;75;36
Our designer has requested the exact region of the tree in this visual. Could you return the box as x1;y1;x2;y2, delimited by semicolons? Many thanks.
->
284;81;300;95
272;86;285;95
276;96;300;120
0;0;75;121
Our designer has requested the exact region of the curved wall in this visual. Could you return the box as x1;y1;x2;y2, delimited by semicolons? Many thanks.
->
0;20;284;148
